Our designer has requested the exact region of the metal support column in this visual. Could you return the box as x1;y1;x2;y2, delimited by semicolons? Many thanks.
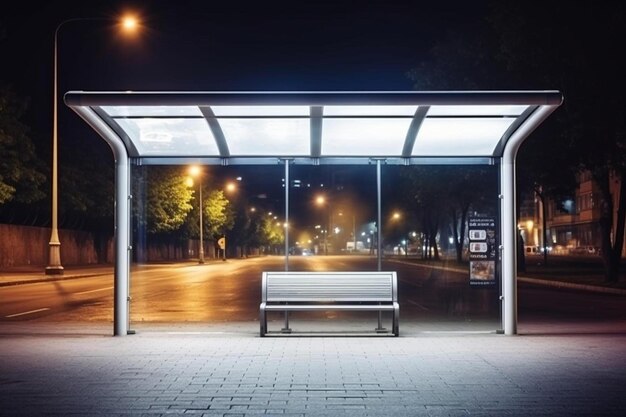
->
284;159;290;272
375;159;386;332
282;159;291;333
72;106;131;336
500;105;560;335
500;156;517;335
376;160;382;271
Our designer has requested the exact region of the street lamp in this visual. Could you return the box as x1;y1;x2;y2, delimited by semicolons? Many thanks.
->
188;166;205;264
315;195;329;255
46;14;141;275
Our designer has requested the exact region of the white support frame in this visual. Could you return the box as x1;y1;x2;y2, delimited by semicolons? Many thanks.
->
72;106;131;336
499;104;560;335
66;91;562;336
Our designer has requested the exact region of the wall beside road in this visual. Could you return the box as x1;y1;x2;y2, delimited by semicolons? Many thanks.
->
0;224;112;268
0;224;206;268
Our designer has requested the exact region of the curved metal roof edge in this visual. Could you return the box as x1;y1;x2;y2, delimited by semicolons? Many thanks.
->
64;90;563;107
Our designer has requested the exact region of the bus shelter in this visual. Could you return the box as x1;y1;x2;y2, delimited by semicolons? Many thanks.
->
65;90;562;336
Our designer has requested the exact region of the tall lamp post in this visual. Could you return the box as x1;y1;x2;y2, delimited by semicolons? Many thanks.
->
46;14;140;275
315;195;330;255
188;166;205;264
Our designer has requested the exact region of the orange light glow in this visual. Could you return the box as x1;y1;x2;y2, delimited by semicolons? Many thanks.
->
121;15;139;32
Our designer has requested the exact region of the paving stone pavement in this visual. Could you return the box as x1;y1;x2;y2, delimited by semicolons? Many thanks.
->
1;322;625;416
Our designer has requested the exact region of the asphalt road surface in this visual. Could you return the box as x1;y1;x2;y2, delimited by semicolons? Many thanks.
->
2;256;625;333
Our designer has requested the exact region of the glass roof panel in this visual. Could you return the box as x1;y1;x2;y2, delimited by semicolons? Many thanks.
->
102;106;203;117
211;106;310;116
323;105;417;116
321;118;411;156
115;118;219;156
427;105;528;117
65;91;562;161
218;118;310;155
413;118;515;156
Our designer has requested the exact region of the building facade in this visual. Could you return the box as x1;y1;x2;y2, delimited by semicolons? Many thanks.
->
518;170;620;256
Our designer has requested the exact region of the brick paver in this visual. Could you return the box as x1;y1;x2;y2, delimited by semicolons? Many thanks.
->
1;322;625;416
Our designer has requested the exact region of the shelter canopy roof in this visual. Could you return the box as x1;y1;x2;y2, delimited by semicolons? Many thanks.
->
65;91;562;162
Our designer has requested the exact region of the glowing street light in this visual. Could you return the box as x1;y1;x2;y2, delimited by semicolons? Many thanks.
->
46;13;142;275
121;15;139;31
225;182;237;193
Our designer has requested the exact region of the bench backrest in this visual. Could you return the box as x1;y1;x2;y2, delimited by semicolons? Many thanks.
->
262;271;397;303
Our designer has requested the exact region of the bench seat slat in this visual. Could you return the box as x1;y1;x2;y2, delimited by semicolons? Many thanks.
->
263;304;397;311
266;275;393;302
260;271;399;336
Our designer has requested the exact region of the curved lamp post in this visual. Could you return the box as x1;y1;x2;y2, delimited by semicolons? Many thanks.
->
46;15;140;275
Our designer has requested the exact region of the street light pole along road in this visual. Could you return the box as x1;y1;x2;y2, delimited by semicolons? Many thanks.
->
46;14;140;275
188;166;205;264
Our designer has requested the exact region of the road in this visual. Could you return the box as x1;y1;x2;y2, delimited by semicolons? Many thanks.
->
2;256;625;332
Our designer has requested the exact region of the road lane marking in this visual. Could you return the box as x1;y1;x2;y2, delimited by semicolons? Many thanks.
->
421;330;495;334
407;300;430;311
75;286;114;295
166;331;232;335
6;308;50;318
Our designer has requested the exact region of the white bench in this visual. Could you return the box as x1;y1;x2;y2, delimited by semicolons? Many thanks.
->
259;271;399;336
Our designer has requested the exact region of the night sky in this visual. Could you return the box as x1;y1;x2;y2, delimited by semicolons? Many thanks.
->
0;1;492;222
1;0;488;147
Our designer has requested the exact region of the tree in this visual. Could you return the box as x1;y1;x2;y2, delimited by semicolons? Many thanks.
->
405;21;508;263
406;3;626;281
228;198;252;257
0;85;45;206
144;167;193;234
203;189;234;238
490;3;626;281
260;215;284;253
400;166;496;262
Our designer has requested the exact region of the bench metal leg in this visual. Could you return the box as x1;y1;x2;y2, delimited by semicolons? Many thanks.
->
259;304;267;337
375;308;387;333
281;311;292;333
393;302;400;337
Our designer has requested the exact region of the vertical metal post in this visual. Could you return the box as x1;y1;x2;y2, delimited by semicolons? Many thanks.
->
377;160;382;271
376;160;385;332
499;105;559;335
114;156;130;336
71;106;131;336
198;175;205;264
282;159;291;332
46;24;64;275
284;159;289;271
500;157;517;335
352;214;356;253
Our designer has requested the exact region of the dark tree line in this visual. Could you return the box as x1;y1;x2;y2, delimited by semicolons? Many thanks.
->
407;2;626;281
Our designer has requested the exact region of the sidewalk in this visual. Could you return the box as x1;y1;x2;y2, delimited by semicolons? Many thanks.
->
0;264;114;287
1;320;625;416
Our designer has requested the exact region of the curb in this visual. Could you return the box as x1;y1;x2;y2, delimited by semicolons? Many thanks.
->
0;273;110;287
389;258;626;296
518;276;626;296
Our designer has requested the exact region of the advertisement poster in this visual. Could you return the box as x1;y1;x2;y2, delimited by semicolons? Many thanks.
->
468;216;497;286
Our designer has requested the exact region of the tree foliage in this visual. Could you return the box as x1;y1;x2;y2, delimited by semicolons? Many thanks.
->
0;85;45;205
145;167;193;234
490;3;626;281
260;214;284;248
407;3;626;280
401;166;497;261
203;189;233;238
